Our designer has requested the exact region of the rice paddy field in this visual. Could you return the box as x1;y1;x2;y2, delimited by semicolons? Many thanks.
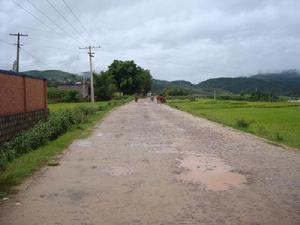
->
168;99;300;149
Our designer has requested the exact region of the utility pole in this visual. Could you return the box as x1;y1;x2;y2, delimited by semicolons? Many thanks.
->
9;33;28;72
214;88;216;100
79;45;100;103
82;72;86;98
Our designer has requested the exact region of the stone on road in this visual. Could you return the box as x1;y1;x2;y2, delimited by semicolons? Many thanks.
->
1;100;299;225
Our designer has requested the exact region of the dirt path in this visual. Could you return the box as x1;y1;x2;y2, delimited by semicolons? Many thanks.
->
1;100;299;225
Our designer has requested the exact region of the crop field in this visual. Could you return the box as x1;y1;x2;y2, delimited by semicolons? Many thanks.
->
168;99;300;149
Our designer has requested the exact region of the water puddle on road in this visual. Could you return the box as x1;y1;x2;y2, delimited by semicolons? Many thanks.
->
177;153;246;191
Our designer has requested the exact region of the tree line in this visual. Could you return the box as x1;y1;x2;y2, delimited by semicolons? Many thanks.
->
94;60;152;100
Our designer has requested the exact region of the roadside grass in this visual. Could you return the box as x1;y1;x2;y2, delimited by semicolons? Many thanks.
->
168;99;300;149
48;101;106;112
0;99;130;197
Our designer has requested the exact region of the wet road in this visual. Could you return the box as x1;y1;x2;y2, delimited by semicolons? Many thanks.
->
1;100;300;225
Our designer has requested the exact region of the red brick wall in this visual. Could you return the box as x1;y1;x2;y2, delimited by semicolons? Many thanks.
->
0;72;47;116
26;77;46;111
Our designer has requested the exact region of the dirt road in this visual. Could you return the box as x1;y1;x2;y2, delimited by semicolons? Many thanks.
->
1;100;299;225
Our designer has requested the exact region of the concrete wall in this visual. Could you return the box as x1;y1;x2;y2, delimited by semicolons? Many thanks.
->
0;71;47;116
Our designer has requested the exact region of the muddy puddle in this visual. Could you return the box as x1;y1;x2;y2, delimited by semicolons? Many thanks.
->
177;153;246;191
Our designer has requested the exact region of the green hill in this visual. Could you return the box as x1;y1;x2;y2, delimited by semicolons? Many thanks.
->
151;79;202;94
23;70;81;83
23;69;300;97
197;71;300;96
152;71;300;97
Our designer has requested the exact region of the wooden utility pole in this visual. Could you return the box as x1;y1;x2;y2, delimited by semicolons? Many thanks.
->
214;88;216;100
9;33;28;72
79;45;100;103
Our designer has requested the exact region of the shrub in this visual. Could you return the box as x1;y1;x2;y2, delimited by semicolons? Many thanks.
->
48;88;80;103
62;90;80;102
236;118;252;128
189;96;196;101
274;132;284;142
0;106;98;170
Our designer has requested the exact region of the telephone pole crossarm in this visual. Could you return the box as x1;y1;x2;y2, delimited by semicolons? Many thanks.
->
9;33;28;72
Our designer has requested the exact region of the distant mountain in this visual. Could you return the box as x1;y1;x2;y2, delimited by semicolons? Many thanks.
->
23;69;300;96
197;77;284;94
23;70;81;83
197;71;300;96
152;79;191;91
151;79;202;94
252;70;300;81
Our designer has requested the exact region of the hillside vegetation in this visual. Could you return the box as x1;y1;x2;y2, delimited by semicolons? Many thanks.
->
23;70;81;83
23;69;300;97
152;70;300;97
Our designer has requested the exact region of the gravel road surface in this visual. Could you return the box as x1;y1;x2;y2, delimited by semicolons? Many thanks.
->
1;100;299;225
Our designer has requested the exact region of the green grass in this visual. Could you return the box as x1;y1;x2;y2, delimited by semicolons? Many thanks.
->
168;99;300;149
48;101;107;112
0;99;130;197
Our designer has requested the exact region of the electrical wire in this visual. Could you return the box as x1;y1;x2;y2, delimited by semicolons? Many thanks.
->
12;0;62;38
25;0;83;46
20;47;48;67
45;0;88;44
61;0;95;42
0;39;14;46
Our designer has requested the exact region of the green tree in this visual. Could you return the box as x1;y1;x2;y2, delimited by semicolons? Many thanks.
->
94;71;117;100
162;87;190;96
105;60;152;95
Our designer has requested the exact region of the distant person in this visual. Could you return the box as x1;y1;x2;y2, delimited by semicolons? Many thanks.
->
134;95;138;103
151;95;154;102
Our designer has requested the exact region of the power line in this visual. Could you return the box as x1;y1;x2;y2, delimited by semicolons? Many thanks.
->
61;0;95;42
45;0;88;44
25;0;83;46
12;0;62;37
5;23;53;33
26;42;78;52
21;47;48;67
0;39;14;46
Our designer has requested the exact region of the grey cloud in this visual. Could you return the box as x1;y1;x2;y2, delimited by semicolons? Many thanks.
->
0;0;300;83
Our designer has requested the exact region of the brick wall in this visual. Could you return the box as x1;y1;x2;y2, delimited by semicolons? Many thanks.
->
0;109;48;143
0;73;25;114
26;77;47;111
0;70;47;115
0;70;48;143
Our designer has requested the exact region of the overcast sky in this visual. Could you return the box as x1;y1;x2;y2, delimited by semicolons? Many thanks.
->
0;0;300;82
